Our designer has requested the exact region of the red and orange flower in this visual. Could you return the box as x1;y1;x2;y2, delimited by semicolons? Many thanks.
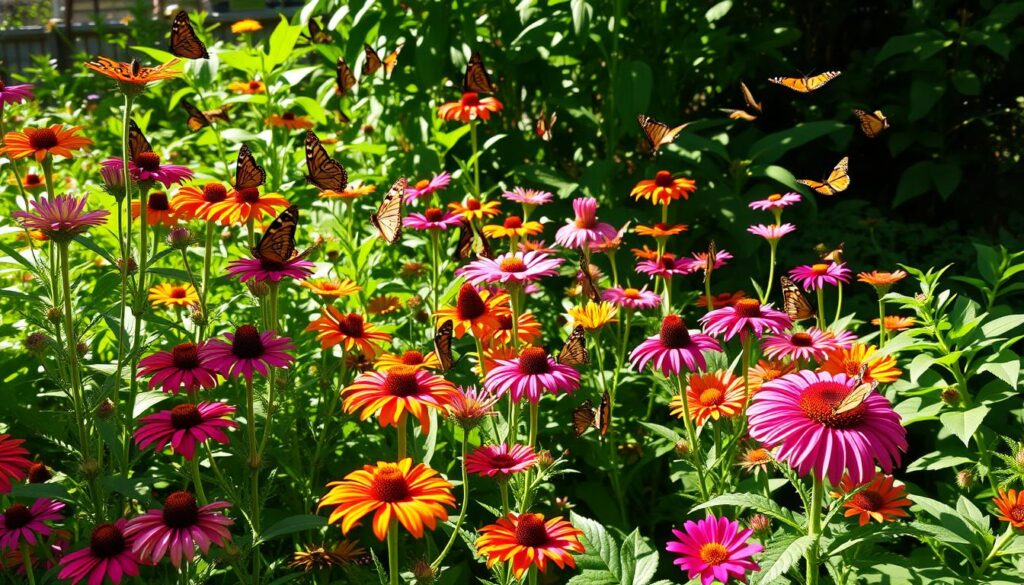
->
375;350;442;372
306;309;391;358
207;188;289;226
341;366;458;431
630;171;697;205
435;284;508;339
438;92;503;123
670;371;746;426
820;343;901;384
0;125;92;162
831;473;912;526
475;513;584;579
448;197;501;222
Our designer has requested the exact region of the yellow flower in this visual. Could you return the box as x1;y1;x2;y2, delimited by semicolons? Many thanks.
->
148;283;198;308
565;301;618;331
231;19;262;34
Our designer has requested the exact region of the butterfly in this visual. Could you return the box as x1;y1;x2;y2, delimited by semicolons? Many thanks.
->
371;178;406;244
704;241;717;285
336;58;357;97
535;111;557;141
463;51;496;94
723;109;758;122
128;119;152;160
303;19;332;44
577;251;599;301
820;242;845;264
853;109;889;138
251;205;315;263
572;390;610;438
637;114;688;155
304;131;348;192
181;100;231;132
740;81;762;113
797;156;849;196
833;378;877;415
769;71;842;93
363;43;403;77
434;320;454;373
780;275;815;322
169;11;208;59
556;325;589;366
233;144;266;191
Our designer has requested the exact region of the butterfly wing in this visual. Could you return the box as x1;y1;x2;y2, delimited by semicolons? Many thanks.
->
557;325;589;366
821;242;846;264
169;11;208;59
454;219;474;260
204;104;231;123
127;119;152;160
306;19;331;44
181;99;210;132
740;81;762;113
304;131;348;192
535;111;556;141
833;381;876;415
597;390;611;438
577;251;599;301
796;178;831;195
704;240;717;285
252;205;298;263
336;58;357;96
572;400;597;437
853;109;888;138
383;43;403;78
823;156;850;194
723;109;757;121
370;178;406;244
768;76;809;93
234;144;267;190
434;320;454;373
780;275;815;321
637;114;687;153
463;51;496;94
362;44;382;76
805;71;842;91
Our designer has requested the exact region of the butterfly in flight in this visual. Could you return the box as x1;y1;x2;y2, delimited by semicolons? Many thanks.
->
371;178;406;244
721;81;761;121
234;144;267;191
577;251;599;301
434;320;454;373
363;43;403;78
128;119;152;160
556;325;589;366
169;11;208;59
336;58;357;97
637;114;688;155
780;275;815;322
535;111;557;141
251;205;316;263
463;51;496;94
797;156;849;196
769;71;842;93
302;18;332;44
304;131;348;192
181;100;230;132
572;390;610;438
819;242;845;264
852;109;889;138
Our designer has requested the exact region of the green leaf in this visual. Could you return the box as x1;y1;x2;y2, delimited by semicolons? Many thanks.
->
705;1;732;22
568;514;659;585
906;451;974;472
910;494;988;550
977;350;1021;389
691;494;803;530
258;514;327;543
951;70;981;95
750;121;848;164
939;405;990;447
982;315;1024;337
875;30;948;64
909;76;945;120
638;422;681;444
893;161;933;207
754;535;814;585
570;0;592;37
267;15;305;69
613;61;653;123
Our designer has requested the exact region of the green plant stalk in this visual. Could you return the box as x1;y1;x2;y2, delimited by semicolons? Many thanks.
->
816;288;826;329
199;222;216;338
806;475;824;585
58;241;90;455
834;283;844;324
432;432;469;571
877;295;887;348
499;480;510;517
704;272;714;313
180;249;206;337
474;334;488;378
675;374;709;501
20;542;36;585
191;456;208;505
976;525;1015;577
246;375;262;582
114;94;134;447
470;118;480;197
762;241;778;303
387;518;400;585
311;352;346;483
41;154;55;197
528;565;538;585
429;230;441;313
257;283;280;460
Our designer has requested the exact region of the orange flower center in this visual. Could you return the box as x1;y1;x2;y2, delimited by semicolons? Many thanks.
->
518;347;550;375
371;464;410;502
248;80;262;91
25;173;41;186
424;208;446;222
401;351;425;365
89;523;127;558
28;128;59;150
513;513;549;547
503;216;523;229
231;324;265;358
383;367;421;397
465;198;482;211
148;192;170;211
850;490;885;512
698;387;724;406
698;542;729;565
460;92;480;107
414;179;430;190
811;263;830;275
456;284;486;320
204;183;228;202
135;151;161;171
162;491;199;528
734;298;762;317
170;403;203;429
744;448;771;465
768;194;782;202
624;288;641;299
790;332;813;347
843;360;864;378
500;257;527;273
799;382;866;428
336;313;366;338
172;342;200;369
654;170;674;188
237;187;261;203
659;315;692;348
2;503;31;529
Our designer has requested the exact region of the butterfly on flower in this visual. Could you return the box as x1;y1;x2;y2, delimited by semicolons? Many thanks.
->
128;119;152;159
234;144;266;190
797;156;849;196
780;275;815;322
304;131;348;192
637;114;688;155
370;178;406;244
463;51;496;94
572;390;610;438
251;205;316;263
769;71;842;93
169;11;208;59
454;219;493;260
556;325;589;366
434;320;454;373
853;109;889;138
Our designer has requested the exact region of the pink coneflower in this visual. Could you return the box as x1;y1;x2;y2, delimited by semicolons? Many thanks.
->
124;491;233;567
502;187;553;206
137;342;219;394
680;249;734;275
404;207;463;230
203;325;295;381
448;385;500;430
554;197;617;250
0;80;34;105
788;262;852;291
601;286;661;310
226;255;314;283
747;223;796;242
761;327;839;362
12;195;109;242
456;251;564;286
700;298;792;341
747;370;907;484
134;402;237;460
749;192;801;211
824;328;857;348
630;315;722;376
636;254;689;280
0;435;32;494
484;347;581;403
0;498;64;550
404;172;451;203
58;519;141;585
465;443;537;478
102;156;193;188
666;515;762;585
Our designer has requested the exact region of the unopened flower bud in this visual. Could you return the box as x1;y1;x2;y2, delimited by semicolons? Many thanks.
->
117;256;138;274
555;496;573;510
411;559;435;584
76;341;88;357
100;164;126;199
167;226;193;250
28;462;52;483
97;399;116;420
248;281;270;298
362;124;374;135
415;309;429;323
914;293;927;302
189;305;207;326
940;386;961;405
24;331;50;353
81;458;101;479
46;307;62;323
326;249;340;262
1016;449;1024;467
674;440;691;458
535;450;555;470
956;470;974;490
748;514;772;537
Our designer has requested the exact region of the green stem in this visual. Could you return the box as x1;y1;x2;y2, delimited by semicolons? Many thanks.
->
877;295;887;348
432;433;470;571
806;475;824;585
58;242;90;454
763;242;778;303
976;525;1015;578
508;399;519;448
20;542;36;585
180;249;206;336
704;272;713;313
500;481;510;517
199;222;216;339
816;288;826;329
191;456;208;505
675;374;709;501
246;375;262;581
387;518;400;585
833;282;844;324
528;401;539;449
41;154;55;197
429;230;441;313
397;413;408;460
470;118;480;197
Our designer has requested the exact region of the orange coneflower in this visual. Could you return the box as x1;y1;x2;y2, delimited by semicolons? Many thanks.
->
872;315;916;331
737;446;773;475
131;192;178;226
831;473;912;526
630;171;697;205
228;80;267;95
448;197;501;222
670;371;746;426
857;270;908;295
475;513;584;579
341;366;458;431
994;489;1024;529
319;459;455;540
0;125;92;162
696;290;748;309
171;182;229;222
367;295;403;316
207;188;289;226
630;245;660;260
268;112;314;130
299;278;361;300
84;57;181;94
634;223;688;239
375;350;442;372
20;172;45;191
566;301;618;331
306;308;391;359
820;343;901;384
148;283;198;308
230;19;262;34
747;359;795;393
435;283;508;339
484;311;542;347
319;182;375;200
482;216;543;239
478;344;517;373
437;92;503;123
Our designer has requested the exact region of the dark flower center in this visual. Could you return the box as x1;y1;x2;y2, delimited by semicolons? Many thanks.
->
383;367;421;397
424;208;446;222
798;382;867;428
170;287;188;299
282;112;295;120
248;80;262;91
465;198;481;211
503;216;523;229
1011;506;1024;523
89;523;127;558
148;192;169;211
496;314;514;331
170;403;203;429
162;491;199;529
513;514;549;547
500;257;527;273
135;151;161;171
456;284;487;320
371;465;410;502
28;128;59;150
734;298;762;318
659;256;677;270
237;187;261;203
699;542;729;565
489;454;516;469
400;351;425;365
203;183;227;203
28;463;51;483
336;313;366;337
172;342;200;369
460;92;480;107
851;490;885;512
25;173;42;186
654;170;674;188
844;360;864;378
518;347;550;375
659;315;692;348
790;332;813;347
231;324;265;359
2;503;32;529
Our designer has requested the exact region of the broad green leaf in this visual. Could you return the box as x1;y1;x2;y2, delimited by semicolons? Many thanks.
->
691;494;803;530
977;350;1021;389
939;405;990;447
750;121;848;164
910;494;987;550
875;30;948;63
754;534;814;585
267;15;305;69
570;0;592;37
258;514;327;543
906;451;974;472
982;315;1024;337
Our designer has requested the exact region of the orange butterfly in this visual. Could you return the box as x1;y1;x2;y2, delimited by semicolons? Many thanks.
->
769;71;842;93
169;11;208;59
304;131;348;192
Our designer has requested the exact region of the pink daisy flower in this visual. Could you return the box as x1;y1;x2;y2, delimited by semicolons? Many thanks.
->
465;443;537;478
601;286;661;310
58;519;142;585
824;328;857;348
748;192;801;211
679;249;734;275
404;171;451;203
226;255;314;283
137;342;219;394
554;197;617;250
630;315;722;376
788;262;852;291
404;207;463;230
761;327;839;362
747;223;796;242
124;491;233;568
0;498;64;550
0;434;32;494
666;515;762;585
700;298;792;341
12;194;109;242
484;347;581;404
636;254;690;280
747;370;907;484
456;251;564;286
101;156;193;188
0;80;34;105
134;401;238;460
502;187;553;206
203;325;295;381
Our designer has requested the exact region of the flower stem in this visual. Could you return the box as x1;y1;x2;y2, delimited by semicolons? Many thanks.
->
246;375;262;582
58;242;89;454
528;401;539;449
180;249;206;337
191;456;208;505
387;518;400;585
499;481;510;516
806;475;824;585
675;374;709;502
470;119;480;197
877;295;887;348
763;242;778;303
833;282;844;324
704;270;714;313
397;412;408;460
432;433;470;571
199;222;216;338
20;542;36;585
976;525;1015;578
41;154;55;197
816;288;826;329
429;230;441;313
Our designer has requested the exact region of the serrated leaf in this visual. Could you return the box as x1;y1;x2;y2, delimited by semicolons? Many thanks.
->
691;494;803;530
939;405;990;447
755;535;814;585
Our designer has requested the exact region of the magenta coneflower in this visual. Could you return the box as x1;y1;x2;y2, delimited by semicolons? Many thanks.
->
824;328;857;348
456;251;564;286
788;262;852;291
747;223;796;242
484;347;581;403
666;515;762;585
448;385;500;430
761;327;839;362
601;286;661;310
134;402;238;460
12;195;109;242
465;443;537;478
404;171;451;203
101;155;193;188
749;192;801;211
747;370;907;484
0;498;64;550
636;254;689;280
124;491;233;567
680;249;734;275
226;255;315;283
58;519;141;585
700;298;792;341
502;187;553;206
0;80;34;105
203;325;295;381
137;342;219;394
0;434;32;494
630;315;722;376
555;197;617;250
404;207;463;230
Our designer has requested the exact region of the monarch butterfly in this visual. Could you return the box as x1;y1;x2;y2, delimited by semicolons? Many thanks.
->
169;11;208;59
203;105;231;124
637;114;688;155
820;242;845;264
723;109;758;122
740;81;762;113
434;320;454;373
768;71;842;93
780;276;815;322
371;178;406;244
251;205;315;263
363;43;403;77
557;325;589;366
304;131;348;192
853;109;889;138
833;380;877;415
704;241;717;285
454;220;474;260
302;18;332;44
572;390;610;438
797;156;849;196
127;119;152;160
535;111;557;141
463;51;496;94
181;100;230;132
336;58;357;97
577;251;599;301
234;144;266;191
